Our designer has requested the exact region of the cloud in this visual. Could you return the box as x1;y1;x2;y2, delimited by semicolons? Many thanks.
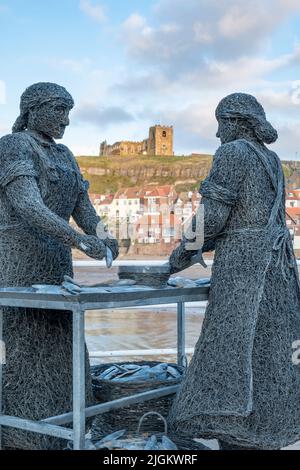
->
79;0;106;24
121;0;300;74
256;86;300;118
177;89;300;159
73;102;135;128
132;82;300;158
112;72;172;96
123;13;146;31
0;0;298;158
184;46;300;92
217;3;269;39
112;44;300;108
109;0;300;158
272;122;300;160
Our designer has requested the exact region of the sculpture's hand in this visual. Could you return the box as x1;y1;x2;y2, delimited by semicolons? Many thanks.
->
76;234;106;260
103;236;119;260
169;243;198;274
95;222;119;260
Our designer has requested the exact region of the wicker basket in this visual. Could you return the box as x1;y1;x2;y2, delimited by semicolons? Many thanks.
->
94;412;209;451
91;361;184;440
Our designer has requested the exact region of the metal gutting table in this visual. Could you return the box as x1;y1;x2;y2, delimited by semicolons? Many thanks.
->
0;283;210;450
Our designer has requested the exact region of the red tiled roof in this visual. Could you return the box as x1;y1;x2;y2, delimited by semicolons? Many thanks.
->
142;185;177;198
114;187;142;199
112;185;177;208
286;207;300;216
99;197;113;205
286;209;297;224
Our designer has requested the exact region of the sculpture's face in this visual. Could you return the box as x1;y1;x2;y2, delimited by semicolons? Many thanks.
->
27;99;71;139
216;117;239;144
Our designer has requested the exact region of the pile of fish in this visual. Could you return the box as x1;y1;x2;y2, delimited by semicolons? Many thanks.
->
93;363;182;382
85;430;178;450
167;277;211;288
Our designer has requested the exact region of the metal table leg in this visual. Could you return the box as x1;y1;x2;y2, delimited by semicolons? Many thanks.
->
0;308;3;450
72;306;85;450
177;302;186;367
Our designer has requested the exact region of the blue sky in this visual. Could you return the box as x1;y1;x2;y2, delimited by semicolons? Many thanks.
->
1;0;300;158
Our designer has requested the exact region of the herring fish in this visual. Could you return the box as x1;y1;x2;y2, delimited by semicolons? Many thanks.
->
161;435;178;450
144;435;158;450
94;429;126;448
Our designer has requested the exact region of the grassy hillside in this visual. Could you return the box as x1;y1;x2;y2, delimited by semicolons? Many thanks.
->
76;154;213;194
76;154;300;194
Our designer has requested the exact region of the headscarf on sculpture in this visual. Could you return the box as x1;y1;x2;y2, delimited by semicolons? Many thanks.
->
216;92;278;144
12;82;74;134
200;93;278;207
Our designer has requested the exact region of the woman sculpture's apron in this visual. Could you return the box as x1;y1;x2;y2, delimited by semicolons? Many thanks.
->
218;140;298;288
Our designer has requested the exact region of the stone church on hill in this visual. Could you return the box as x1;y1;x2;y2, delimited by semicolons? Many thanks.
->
100;125;174;157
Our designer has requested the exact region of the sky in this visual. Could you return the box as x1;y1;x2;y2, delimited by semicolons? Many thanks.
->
1;0;300;158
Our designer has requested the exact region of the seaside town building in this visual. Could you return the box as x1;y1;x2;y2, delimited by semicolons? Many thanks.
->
108;187;143;223
87;184;300;255
135;213;182;244
141;185;178;214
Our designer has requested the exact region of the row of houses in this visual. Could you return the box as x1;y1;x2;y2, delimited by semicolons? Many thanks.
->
90;185;200;244
89;186;300;249
286;189;300;250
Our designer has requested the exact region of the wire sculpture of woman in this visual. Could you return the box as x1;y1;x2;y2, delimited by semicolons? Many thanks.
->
0;82;119;449
168;93;300;450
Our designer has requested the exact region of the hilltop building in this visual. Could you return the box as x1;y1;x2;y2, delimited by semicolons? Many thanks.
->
100;125;174;156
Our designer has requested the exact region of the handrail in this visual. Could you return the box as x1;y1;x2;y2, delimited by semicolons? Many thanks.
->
73;259;215;267
89;347;195;359
73;259;300;267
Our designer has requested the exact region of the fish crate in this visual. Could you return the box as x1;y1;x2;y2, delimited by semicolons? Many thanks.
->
91;361;184;440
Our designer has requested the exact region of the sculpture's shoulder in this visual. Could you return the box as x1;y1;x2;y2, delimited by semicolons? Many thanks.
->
205;141;250;190
265;146;281;166
215;140;248;161
0;133;38;188
0;132;35;163
213;140;248;174
56;143;73;155
56;143;79;171
0;132;28;150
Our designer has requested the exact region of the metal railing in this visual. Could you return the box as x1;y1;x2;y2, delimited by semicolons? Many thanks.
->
73;259;214;267
89;348;195;359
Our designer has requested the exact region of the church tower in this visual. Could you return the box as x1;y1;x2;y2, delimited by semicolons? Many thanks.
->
148;125;174;156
